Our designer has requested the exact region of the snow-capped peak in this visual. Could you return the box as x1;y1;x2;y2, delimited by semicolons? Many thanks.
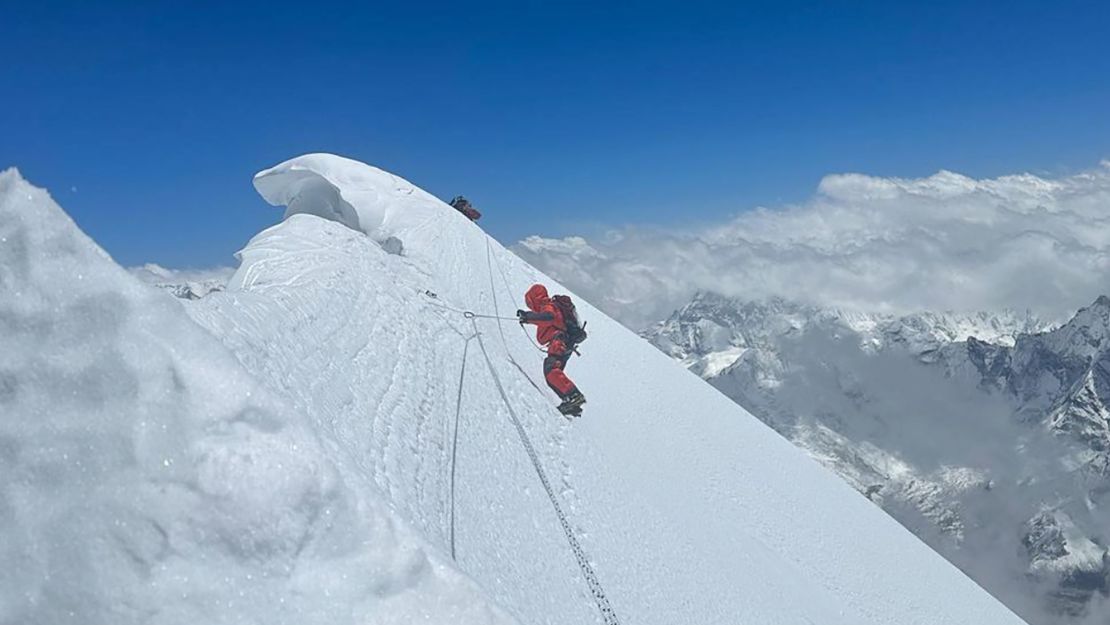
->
642;289;1110;624
646;291;1046;373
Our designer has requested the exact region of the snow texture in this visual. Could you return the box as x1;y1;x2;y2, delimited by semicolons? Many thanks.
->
1;156;1028;625
0;167;513;625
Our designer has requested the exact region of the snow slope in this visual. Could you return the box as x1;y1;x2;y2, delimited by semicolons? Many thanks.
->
1;155;1027;624
195;154;1023;624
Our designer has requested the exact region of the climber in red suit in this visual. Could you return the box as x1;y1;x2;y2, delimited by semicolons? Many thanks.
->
516;284;586;415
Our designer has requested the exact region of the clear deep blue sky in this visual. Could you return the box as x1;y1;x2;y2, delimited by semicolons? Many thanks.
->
3;1;1108;268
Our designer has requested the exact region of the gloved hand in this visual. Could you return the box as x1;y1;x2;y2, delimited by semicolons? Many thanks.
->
516;309;527;324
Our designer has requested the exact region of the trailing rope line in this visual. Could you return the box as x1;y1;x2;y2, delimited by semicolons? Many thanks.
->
485;238;512;348
421;286;548;395
422;264;621;624
471;320;621;625
485;238;548;354
420;288;518;321
481;239;554;396
449;331;478;561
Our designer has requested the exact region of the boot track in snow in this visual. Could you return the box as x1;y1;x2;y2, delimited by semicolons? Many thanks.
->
471;321;621;625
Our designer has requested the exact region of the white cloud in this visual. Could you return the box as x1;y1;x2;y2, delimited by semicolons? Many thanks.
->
514;161;1110;329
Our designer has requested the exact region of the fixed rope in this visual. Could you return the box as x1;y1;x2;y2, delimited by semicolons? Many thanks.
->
485;238;548;354
420;288;518;321
481;239;552;396
423;285;548;395
471;320;621;625
485;237;512;348
420;260;620;624
449;331;478;561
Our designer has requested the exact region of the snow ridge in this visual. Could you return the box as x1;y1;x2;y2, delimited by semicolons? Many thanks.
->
2;157;1030;625
220;154;1025;625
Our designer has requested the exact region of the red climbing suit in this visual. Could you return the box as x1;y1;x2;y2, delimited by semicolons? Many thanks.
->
521;284;579;399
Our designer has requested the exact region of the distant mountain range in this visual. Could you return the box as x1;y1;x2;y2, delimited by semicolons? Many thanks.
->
129;263;229;300
643;293;1110;624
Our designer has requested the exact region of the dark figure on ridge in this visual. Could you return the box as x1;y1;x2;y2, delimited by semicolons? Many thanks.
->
516;284;588;416
449;196;482;221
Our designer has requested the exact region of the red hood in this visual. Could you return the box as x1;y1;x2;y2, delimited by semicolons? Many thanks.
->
525;284;550;312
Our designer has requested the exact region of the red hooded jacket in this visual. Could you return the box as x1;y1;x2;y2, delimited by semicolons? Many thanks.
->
522;284;565;345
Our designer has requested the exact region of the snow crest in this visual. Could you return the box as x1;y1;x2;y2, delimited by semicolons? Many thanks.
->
252;153;459;244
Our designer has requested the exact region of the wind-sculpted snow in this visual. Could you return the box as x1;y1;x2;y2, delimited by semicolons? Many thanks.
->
253;153;451;244
0;168;514;625
0;157;1028;625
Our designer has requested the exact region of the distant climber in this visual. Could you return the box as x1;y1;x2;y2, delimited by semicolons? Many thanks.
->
516;284;588;416
449;196;481;221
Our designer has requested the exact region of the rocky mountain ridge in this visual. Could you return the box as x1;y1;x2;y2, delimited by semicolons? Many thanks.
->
644;292;1109;624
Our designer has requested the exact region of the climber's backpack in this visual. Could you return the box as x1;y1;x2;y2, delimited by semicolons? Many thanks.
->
552;294;588;347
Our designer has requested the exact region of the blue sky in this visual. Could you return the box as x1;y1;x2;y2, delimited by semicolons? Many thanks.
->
2;1;1108;268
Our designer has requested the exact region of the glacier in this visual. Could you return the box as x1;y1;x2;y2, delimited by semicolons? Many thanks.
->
0;156;1028;624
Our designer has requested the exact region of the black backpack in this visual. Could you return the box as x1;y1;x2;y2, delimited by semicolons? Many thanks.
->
552;294;588;347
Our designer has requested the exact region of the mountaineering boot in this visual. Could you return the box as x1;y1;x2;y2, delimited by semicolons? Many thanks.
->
557;390;587;416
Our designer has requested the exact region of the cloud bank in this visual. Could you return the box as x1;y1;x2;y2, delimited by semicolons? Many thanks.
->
514;162;1110;329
